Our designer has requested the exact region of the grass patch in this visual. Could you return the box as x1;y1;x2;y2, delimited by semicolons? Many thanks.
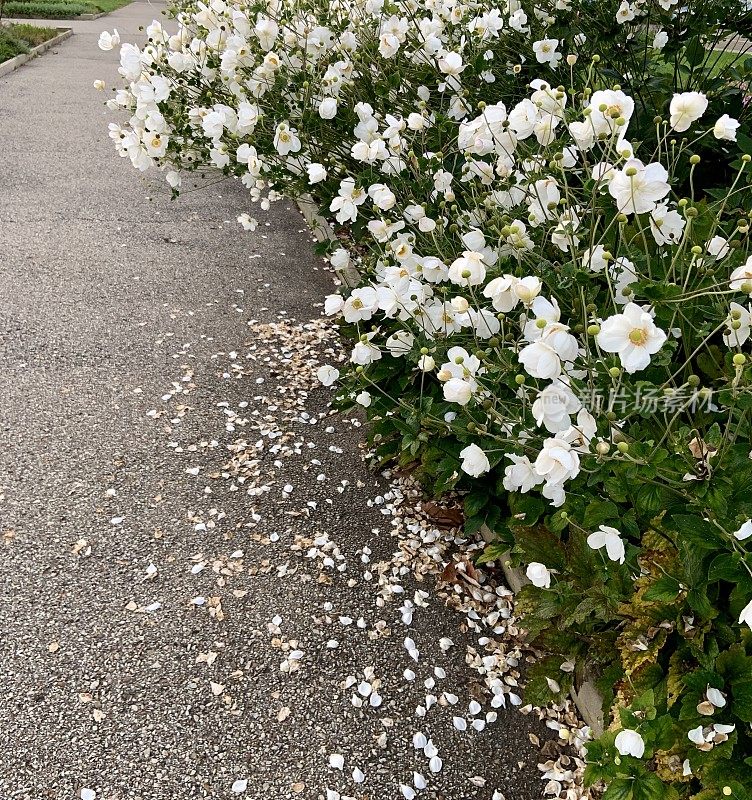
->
0;21;57;62
707;48;752;75
1;0;132;17
91;0;132;12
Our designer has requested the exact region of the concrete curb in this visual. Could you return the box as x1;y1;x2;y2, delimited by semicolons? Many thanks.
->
295;190;607;737
480;523;605;735
0;26;72;78
295;194;362;289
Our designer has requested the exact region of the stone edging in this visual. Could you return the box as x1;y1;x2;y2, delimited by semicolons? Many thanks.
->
295;195;362;289
293;195;606;736
0;26;72;78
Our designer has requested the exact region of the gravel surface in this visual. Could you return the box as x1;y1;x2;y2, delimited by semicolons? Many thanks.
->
0;6;584;800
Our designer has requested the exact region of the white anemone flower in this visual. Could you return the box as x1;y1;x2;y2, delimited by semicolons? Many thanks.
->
316;365;340;386
714;114;740;142
319;97;338;120
615;729;645;758
532;38;560;65
503;454;544;493
307;163;327;184
739;598;752;629
596;303;667;373
483;275;519;312
273;122;301;156
526;562;552;588
587;525;626;564
459;444;490;477
534;436;580;484
254;15;279;51
443;378;474;405
448;251;486;286
723;302;751;347
730;258;752;291
98;29;120;51
608;159;670;215
669;91;708;132
532;381;581;433
652;30;668;50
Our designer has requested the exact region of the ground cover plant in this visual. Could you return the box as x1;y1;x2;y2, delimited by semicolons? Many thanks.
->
0;20;57;60
102;0;752;796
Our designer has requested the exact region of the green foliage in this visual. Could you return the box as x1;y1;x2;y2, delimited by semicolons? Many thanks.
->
2;0;93;17
0;22;56;62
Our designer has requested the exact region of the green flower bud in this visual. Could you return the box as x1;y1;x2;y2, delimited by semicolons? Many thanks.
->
617;441;629;454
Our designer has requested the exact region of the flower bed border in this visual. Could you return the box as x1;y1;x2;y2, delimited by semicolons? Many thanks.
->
296;195;606;737
0;25;71;77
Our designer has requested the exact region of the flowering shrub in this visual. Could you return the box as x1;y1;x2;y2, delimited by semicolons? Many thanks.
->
102;0;752;795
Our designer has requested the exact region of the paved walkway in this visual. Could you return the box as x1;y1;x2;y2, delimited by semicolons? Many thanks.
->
0;6;567;800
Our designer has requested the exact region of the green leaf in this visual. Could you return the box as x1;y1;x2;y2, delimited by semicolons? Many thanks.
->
602;778;634;800
508;493;546;526
464;489;489;519
476;541;509;566
708;552;742;582
635;483;671;517
643;575;681;603
685;36;706;67
731;680;752;723
671;515;722;550
584;499;620;528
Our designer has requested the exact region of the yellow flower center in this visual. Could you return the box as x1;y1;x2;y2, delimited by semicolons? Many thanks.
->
629;328;648;346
